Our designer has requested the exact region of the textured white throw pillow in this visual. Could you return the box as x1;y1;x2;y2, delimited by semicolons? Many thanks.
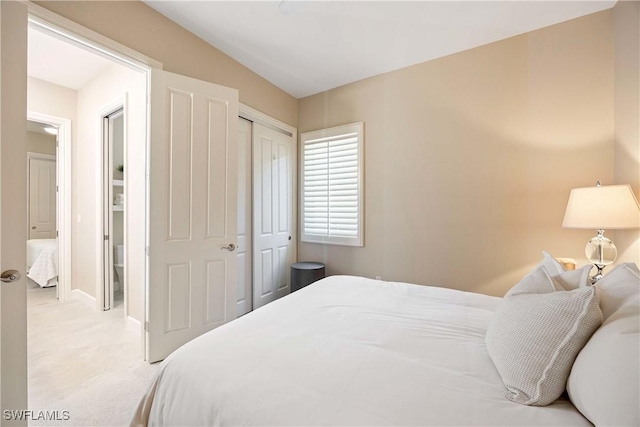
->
486;264;603;406
567;263;640;426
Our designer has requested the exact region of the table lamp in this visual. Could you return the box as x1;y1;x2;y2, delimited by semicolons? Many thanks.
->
562;182;640;284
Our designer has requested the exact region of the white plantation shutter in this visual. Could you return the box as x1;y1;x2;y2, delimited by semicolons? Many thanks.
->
301;122;363;246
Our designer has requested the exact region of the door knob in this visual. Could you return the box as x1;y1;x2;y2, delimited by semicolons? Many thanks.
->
1;270;21;283
221;243;236;252
32;226;36;229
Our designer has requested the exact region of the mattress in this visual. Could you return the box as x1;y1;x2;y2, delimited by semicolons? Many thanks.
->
131;275;591;426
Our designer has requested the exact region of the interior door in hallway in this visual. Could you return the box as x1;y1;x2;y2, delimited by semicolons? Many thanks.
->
0;0;28;417
236;118;252;317
253;123;294;309
29;156;56;239
147;69;238;363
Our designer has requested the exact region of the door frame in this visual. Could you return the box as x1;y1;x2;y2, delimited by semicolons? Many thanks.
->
27;111;71;302
26;2;162;360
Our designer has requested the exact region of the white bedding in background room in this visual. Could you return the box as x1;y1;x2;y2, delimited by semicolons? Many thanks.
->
27;239;57;288
131;275;591;426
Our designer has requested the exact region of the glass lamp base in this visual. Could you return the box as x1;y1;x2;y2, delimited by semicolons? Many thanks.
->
585;230;617;284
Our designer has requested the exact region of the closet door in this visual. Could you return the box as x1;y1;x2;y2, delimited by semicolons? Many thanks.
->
253;123;294;309
236;118;253;317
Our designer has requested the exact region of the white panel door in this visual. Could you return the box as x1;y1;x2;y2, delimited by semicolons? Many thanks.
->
236;118;252;317
147;69;238;363
1;0;28;417
253;123;293;309
29;157;56;239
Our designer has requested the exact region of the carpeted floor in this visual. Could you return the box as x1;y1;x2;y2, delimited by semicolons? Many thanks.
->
27;281;159;426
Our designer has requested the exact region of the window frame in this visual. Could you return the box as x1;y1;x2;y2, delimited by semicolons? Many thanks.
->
300;122;364;247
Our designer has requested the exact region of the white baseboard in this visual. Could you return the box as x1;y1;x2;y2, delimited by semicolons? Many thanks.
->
70;288;96;308
127;316;142;335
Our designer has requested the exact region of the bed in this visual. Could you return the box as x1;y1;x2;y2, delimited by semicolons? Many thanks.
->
131;274;604;426
27;238;58;288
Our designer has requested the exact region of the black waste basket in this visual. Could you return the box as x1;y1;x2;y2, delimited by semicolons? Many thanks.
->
291;262;325;292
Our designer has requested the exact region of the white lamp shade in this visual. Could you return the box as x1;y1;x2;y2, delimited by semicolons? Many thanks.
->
563;184;640;229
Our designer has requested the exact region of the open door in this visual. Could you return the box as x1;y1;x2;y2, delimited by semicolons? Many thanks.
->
146;69;238;363
0;0;28;418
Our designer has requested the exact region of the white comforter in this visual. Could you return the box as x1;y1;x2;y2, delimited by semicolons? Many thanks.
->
27;239;57;287
131;275;590;426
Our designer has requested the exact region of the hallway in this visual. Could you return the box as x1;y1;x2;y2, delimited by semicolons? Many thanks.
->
27;282;158;426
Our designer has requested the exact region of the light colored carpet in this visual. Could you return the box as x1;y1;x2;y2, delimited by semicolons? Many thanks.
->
27;281;159;426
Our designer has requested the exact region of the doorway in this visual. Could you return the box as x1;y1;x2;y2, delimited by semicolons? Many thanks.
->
26;111;72;302
26;20;147;328
23;11;152;417
26;121;58;292
102;107;126;311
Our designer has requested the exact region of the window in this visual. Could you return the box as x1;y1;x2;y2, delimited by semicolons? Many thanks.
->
301;122;364;246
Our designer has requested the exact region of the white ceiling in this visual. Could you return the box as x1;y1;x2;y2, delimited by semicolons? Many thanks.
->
144;0;616;98
27;1;617;97
28;28;113;90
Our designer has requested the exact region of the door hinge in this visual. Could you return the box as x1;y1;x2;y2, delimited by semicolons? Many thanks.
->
145;246;149;256
56;185;59;192
104;235;109;241
56;230;59;237
144;321;149;331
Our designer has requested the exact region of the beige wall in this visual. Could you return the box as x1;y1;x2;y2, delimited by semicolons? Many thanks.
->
299;11;614;296
26;131;56;156
613;1;640;266
75;63;146;324
34;0;298;128
28;77;78;121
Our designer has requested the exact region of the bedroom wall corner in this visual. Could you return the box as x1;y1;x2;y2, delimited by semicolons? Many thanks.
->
297;11;615;297
613;0;640;267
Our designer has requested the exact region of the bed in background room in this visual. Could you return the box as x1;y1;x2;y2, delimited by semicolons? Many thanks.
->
131;255;639;426
27;238;58;288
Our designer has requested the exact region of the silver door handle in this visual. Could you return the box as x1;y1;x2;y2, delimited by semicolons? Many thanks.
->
1;270;21;283
221;243;236;252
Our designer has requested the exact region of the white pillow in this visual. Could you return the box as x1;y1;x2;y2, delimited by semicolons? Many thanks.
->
486;264;602;406
567;263;640;426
